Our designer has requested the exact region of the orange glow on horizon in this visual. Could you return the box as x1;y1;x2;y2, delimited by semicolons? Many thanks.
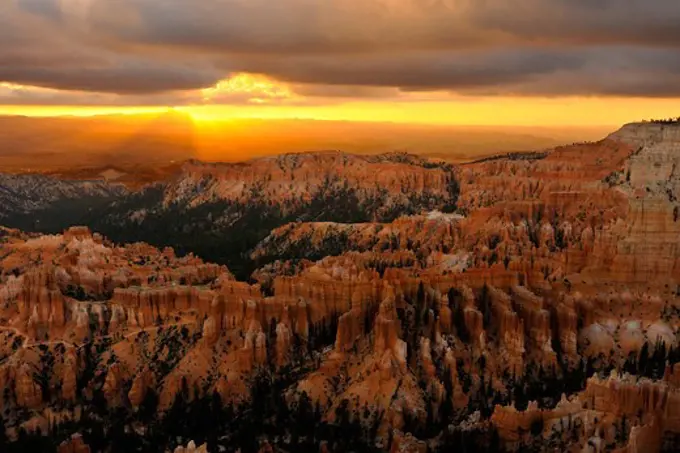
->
0;93;679;129
180;96;680;128
2;74;679;128
0;105;171;118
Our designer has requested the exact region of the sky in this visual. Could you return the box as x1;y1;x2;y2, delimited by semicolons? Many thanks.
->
1;0;679;126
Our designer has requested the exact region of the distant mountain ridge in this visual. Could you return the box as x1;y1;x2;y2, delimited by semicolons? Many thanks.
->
0;173;126;219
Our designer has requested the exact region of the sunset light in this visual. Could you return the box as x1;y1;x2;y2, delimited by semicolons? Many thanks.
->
1;1;680;451
200;73;297;105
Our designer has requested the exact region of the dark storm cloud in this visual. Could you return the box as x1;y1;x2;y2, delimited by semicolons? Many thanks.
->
232;49;586;90
0;59;221;95
114;0;680;69
238;47;680;97
99;0;680;52
0;84;196;106
0;2;222;95
1;0;680;102
466;0;680;47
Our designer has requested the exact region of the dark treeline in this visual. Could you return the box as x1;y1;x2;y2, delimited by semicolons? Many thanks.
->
648;117;680;125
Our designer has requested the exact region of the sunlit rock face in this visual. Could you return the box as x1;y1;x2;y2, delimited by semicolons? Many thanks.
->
2;130;680;452
172;441;209;453
165;152;456;211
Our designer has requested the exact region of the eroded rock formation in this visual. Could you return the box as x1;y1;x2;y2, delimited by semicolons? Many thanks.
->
2;124;680;452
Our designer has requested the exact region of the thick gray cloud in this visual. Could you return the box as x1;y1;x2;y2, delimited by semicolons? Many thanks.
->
229;49;586;90
0;84;196;106
230;47;680;97
92;0;680;52
0;2;222;95
0;58;221;95
1;0;679;103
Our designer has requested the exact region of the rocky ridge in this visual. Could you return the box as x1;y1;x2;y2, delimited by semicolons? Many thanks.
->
0;173;126;220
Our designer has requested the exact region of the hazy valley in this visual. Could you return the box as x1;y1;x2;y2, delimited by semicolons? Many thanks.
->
0;113;609;173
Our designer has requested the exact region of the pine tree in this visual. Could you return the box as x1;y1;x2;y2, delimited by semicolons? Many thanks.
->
638;342;650;376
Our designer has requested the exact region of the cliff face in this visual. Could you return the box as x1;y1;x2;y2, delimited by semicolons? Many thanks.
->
2;128;680;452
608;121;680;149
166;152;456;213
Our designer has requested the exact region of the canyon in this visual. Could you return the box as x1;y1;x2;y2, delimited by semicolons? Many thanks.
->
0;120;679;452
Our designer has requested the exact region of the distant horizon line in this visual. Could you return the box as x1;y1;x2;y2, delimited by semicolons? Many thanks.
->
0;111;619;129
